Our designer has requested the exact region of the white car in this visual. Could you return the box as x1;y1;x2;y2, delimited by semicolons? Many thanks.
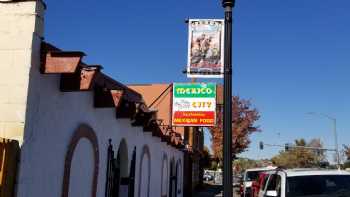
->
242;166;277;197
203;173;214;181
258;169;350;197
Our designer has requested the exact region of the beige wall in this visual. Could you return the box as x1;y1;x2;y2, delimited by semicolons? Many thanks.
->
0;1;45;143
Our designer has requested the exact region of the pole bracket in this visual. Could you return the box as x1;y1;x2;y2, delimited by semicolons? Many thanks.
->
184;17;190;24
224;68;232;74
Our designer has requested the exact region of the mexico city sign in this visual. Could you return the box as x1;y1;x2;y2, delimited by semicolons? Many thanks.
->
187;19;224;78
172;83;216;126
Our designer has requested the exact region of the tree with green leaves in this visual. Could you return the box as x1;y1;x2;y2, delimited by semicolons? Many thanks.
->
233;158;259;173
272;138;326;168
343;145;350;161
343;145;350;169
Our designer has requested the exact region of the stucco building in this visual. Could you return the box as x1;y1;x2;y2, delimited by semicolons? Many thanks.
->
0;1;186;197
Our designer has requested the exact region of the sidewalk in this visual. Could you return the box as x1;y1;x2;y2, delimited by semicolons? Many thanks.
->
193;183;240;197
193;184;223;197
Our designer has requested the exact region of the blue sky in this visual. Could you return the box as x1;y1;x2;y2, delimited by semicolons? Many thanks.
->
45;0;350;160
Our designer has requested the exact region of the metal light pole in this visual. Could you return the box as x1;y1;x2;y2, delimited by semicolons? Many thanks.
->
222;0;235;196
307;112;340;168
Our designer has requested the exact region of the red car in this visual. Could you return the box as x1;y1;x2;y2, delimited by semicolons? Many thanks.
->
250;172;268;197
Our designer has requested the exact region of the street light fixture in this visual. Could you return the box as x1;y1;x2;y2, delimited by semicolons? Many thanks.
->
307;112;340;168
221;0;235;196
222;0;235;7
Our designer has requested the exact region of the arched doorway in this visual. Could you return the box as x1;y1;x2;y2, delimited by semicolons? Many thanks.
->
117;139;129;197
169;158;177;197
176;160;182;195
105;139;129;197
61;124;99;197
138;145;151;197
160;153;168;197
128;147;136;197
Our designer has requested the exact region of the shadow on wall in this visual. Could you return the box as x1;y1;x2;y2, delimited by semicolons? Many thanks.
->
0;138;20;197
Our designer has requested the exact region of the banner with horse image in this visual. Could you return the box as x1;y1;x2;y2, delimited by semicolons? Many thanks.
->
187;19;224;78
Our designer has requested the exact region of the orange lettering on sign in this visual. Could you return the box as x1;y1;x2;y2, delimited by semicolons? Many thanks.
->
192;102;212;109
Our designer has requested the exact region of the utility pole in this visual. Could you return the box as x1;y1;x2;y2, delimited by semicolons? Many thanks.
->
307;112;341;169
222;0;235;196
332;118;341;169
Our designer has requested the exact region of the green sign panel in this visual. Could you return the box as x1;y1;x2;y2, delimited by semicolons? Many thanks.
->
173;83;216;98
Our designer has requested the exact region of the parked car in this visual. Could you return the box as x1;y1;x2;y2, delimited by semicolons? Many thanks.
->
251;172;269;197
214;171;223;185
258;169;350;197
203;173;214;181
241;166;277;197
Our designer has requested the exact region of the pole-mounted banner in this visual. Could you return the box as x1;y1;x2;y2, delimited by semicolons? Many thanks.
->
187;19;225;78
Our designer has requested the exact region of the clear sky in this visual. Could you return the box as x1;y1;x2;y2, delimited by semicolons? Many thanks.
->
44;0;350;161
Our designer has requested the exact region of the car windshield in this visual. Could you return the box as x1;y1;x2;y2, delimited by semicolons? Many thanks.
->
245;171;263;181
286;175;350;197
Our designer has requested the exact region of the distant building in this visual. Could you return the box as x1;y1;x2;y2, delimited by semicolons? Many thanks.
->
0;1;185;197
